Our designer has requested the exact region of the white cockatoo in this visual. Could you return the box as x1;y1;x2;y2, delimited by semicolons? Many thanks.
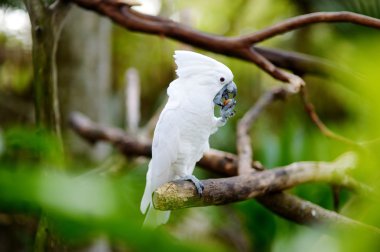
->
140;50;237;227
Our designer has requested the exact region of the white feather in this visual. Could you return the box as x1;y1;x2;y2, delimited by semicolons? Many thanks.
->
174;50;233;80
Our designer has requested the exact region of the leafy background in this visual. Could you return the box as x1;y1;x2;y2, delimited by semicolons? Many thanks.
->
1;0;380;251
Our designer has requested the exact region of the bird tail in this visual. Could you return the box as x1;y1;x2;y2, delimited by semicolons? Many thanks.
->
140;163;171;228
143;205;171;228
140;180;152;214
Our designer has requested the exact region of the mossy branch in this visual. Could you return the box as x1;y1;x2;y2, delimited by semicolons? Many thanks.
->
152;153;361;210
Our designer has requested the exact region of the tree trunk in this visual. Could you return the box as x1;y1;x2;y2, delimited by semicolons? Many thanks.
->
24;0;70;149
57;5;112;159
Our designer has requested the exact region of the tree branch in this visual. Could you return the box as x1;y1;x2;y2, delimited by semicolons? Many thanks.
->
253;47;345;77
237;87;289;174
67;0;300;85
300;87;359;146
69;112;238;176
24;0;46;23
68;0;380;83
64;3;380;234
69;113;377;234
152;152;358;210
256;192;380;234
238;11;380;45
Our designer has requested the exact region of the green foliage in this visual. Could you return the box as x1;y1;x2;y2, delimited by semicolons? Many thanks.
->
1;127;63;169
2;0;380;251
0;33;32;94
0;0;23;8
0;169;217;251
0;129;232;251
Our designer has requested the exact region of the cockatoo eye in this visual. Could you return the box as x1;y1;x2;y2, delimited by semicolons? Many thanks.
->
220;77;225;83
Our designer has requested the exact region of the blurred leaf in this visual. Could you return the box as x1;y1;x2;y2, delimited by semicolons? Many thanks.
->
0;127;64;169
0;168;226;251
0;0;23;8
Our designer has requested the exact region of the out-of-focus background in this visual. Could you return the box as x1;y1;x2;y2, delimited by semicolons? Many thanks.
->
1;0;380;251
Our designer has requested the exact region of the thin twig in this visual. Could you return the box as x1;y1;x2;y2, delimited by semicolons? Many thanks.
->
254;47;351;78
238;11;380;45
234;86;363;230
237;87;289;174
332;185;341;212
300;87;359;146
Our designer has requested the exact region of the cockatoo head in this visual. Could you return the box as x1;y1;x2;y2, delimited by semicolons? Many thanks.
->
173;50;237;107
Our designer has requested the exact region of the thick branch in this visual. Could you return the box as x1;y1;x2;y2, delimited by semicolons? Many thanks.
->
153;152;357;210
69;0;299;84
69;1;380;82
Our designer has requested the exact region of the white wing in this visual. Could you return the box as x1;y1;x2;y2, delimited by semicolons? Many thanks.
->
140;108;181;218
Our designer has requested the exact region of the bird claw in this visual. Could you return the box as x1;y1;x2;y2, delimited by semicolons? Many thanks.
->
213;82;237;121
221;98;236;120
213;82;237;106
177;175;204;197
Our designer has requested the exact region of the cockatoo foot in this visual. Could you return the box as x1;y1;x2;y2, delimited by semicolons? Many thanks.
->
177;175;204;196
221;98;236;120
213;81;237;107
214;81;237;121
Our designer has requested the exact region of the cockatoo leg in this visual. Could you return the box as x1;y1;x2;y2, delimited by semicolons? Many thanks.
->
175;175;204;196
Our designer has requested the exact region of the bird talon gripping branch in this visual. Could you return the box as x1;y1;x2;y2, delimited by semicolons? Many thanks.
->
177;175;204;197
140;50;237;228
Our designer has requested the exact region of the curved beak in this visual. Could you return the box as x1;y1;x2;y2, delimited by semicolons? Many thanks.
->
226;81;237;98
213;81;237;107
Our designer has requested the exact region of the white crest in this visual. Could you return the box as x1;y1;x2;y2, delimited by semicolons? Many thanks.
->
174;50;231;78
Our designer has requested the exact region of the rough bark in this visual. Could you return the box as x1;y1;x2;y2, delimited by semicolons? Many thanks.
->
24;1;71;250
24;0;70;142
152;153;359;210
